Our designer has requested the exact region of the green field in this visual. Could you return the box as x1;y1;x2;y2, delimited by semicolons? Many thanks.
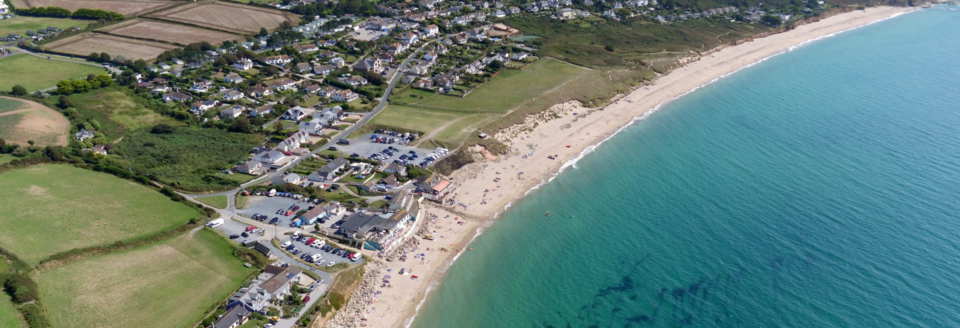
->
0;17;89;37
196;195;228;209
0;97;25;114
40;228;256;328
0;165;201;265
370;105;498;146
0;154;17;165
64;86;180;136
0;54;107;92
0;259;24;328
396;59;588;112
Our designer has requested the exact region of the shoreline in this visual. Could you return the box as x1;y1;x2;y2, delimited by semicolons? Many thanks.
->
336;6;915;328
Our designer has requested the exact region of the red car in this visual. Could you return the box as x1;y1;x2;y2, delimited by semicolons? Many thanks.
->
246;226;256;232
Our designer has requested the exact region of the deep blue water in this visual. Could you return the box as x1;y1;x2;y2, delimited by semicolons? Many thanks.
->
412;7;960;328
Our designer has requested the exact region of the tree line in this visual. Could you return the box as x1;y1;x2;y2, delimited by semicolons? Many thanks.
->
16;6;124;21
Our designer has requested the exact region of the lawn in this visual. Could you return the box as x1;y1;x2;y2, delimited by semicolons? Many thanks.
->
370;105;499;146
396;59;588;112
0;154;17;165
0;54;107;92
0;165;201;265
39;228;256;328
196;195;228;209
0;17;89;37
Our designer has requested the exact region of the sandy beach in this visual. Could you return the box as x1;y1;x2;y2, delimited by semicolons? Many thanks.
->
328;6;913;328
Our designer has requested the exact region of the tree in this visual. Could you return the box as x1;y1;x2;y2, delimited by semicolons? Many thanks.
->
10;85;27;96
133;59;147;72
761;15;782;27
57;80;75;95
364;71;384;86
100;52;111;62
314;223;321;231
604;44;615;52
273;121;284;134
88;52;100;61
489;60;504;70
151;123;175;134
262;66;280;76
228;117;253;133
57;96;73;109
259;27;269;37
96;74;113;87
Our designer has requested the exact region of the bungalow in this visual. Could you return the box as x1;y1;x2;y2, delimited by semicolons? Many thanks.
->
223;90;245;101
258;265;303;298
237;159;263;175
234;58;254;71
248;86;274;98
379;174;401;188
298;119;324;135
308;157;350;182
76;128;94;141
250;104;273;117
319;51;339;58
435;73;459;90
313;64;336;76
152;85;171;94
329;57;346;68
303;84;322;94
212;305;251;328
318;86;339;98
270;78;297;91
383;163;408;176
313;105;342;126
293;44;320;53
224;73;245;84
511;52;529;61
162;91;193;103
331;89;360;102
295;62;312;73
317;39;336;47
401;74;417;84
190;100;220;114
384;43;407;56
220;105;246;119
282;173;303;184
256;150;284;164
354;57;383;73
413;78;434;89
190;80;213;93
409;63;430;76
338;75;368;86
263;55;293;65
378;52;395;63
281;107;307;121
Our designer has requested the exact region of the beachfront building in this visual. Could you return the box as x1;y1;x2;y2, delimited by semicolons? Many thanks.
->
415;172;454;202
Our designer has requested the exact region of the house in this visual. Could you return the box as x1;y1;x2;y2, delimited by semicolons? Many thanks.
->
400;32;419;45
281;107;307;121
76;128;94;141
270;78;297;91
162;91;193;103
337;210;410;244
383;163;408;176
408;63;430;76
413;78;434;89
511;52;529;61
385;43;407;55
256;150;284;164
313;105;342;126
171;68;183;77
378;52;395;63
212;304;251;328
313;64;336;76
234;58;254;71
248;86;274;98
224;73;244;84
424;24;439;37
557;7;575;19
331;89;360;102
283;173;303;184
416;172;453;200
295;62;312;73
223;90;244;101
319;51;339;58
250;104;273;117
258;265;303;298
226;281;271;312
303;84;322;94
308;157;350;182
263;55;293;65
298;119;324;135
354;57;383;73
152;85;171;94
253;241;274;258
318;86;339;98
317;39;336;47
277;131;309;152
190;80;212;93
401;74;417;84
494;9;506;17
220;105;246;119
190;100;220;114
293;44;320;53
329;57;346;68
435;73;459;90
379;174;401;188
338;75;368;86
237;160;263;175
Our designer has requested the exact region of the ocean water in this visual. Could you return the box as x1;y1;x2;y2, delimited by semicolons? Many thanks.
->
411;7;960;328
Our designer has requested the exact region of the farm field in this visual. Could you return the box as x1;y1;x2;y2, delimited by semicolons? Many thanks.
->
0;16;89;37
0;54;107;92
151;1;299;34
396;59;588;112
0;165;201;265
39;228;256;328
44;33;177;61
100;19;242;45
0;96;70;146
8;0;177;16
196;195;228;209
63;86;180;136
370;105;499;146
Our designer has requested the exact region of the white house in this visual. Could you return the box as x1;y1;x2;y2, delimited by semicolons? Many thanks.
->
190;80;212;93
235;58;254;71
220;105;246;119
331;90;360;102
223;90;244;101
224;73;245;84
256;150;284;164
424;24;439;37
281;107;308;121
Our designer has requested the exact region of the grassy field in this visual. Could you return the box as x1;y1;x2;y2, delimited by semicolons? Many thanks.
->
0;258;24;328
64;86;180;136
196;195;228;209
0;155;17;165
0;96;70;147
370;105;499;146
39;228;256;328
0;165;201;265
395;59;588;112
0;17;89;37
0;54;107;92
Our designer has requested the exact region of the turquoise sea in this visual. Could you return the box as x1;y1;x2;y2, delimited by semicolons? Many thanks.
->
412;7;960;328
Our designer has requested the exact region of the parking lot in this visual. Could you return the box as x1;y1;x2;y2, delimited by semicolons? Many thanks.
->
351;29;388;41
237;196;317;228
276;230;364;267
213;218;265;245
335;133;449;167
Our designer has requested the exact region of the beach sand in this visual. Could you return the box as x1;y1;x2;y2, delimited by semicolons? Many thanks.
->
335;6;913;328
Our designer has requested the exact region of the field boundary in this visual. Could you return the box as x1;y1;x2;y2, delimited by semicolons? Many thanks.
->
149;1;300;35
94;18;244;46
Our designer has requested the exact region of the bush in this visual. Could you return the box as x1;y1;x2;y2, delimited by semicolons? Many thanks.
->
11;85;27;96
604;44;615;52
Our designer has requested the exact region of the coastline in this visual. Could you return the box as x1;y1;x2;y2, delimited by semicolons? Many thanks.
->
335;6;914;328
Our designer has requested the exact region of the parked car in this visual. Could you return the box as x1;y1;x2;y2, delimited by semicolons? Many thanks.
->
229;234;240;239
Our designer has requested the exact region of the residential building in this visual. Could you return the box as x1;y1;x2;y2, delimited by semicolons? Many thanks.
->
258;265;303;298
190;100;220;114
313;64;336;76
212;305;251;328
220;105;246;119
234;58;254;71
354;57;383;73
263;55;293;65
318;86;339;98
281;107;307;121
383;163;408;176
295;62;312;73
270;78;297;91
256;150;284;164
76;128;94;141
190;80;212;93
293;44;320;53
237;160;263;175
331;89;360;102
424;24;439;37
308;157;350;182
248;86;274;98
224;73;245;84
223;90;244;101
338;75;368;86
162;91;193;103
250;104;273;117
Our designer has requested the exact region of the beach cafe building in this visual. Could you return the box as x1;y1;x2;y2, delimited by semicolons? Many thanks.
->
337;210;412;251
415;173;454;202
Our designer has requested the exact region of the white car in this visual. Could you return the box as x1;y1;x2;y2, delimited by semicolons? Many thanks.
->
326;261;336;267
281;241;292;248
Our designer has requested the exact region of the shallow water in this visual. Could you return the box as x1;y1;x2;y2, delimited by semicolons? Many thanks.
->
413;8;960;328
